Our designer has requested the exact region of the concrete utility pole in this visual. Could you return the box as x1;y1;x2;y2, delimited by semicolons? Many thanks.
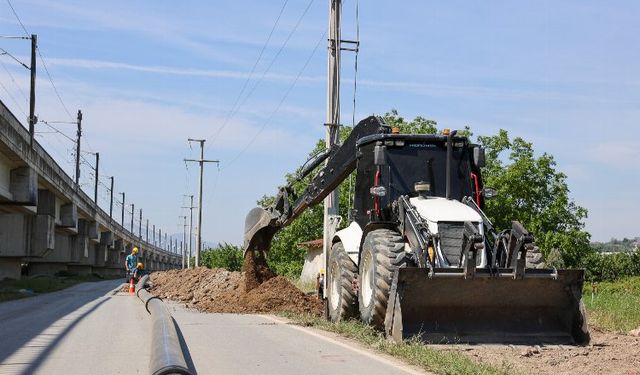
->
130;204;135;233
28;34;37;147
182;195;195;268
109;176;114;220
75;110;82;187
93;152;99;203
323;0;342;294
179;215;187;268
120;192;125;226
139;209;142;238
185;140;219;267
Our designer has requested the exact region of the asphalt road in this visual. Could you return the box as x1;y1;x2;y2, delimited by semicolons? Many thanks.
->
168;302;426;375
0;281;426;375
0;279;150;375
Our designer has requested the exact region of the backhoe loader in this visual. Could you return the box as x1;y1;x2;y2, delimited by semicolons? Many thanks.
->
244;115;589;344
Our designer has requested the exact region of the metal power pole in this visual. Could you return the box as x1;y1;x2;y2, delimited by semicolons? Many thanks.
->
323;0;342;294
182;195;195;268
109;176;114;219
146;219;149;242
28;34;37;146
139;209;142;238
153;225;156;245
93;152;99;203
120;192;125;226
179;215;187;268
185;140;219;267
75;110;82;186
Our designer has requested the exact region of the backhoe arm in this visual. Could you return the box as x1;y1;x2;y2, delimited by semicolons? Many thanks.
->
244;116;389;253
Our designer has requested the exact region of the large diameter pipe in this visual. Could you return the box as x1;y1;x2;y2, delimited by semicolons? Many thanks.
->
136;276;191;375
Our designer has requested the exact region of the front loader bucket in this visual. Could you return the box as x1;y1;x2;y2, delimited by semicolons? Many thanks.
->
384;268;590;345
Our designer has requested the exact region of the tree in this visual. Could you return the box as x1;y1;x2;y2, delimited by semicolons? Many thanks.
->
477;130;592;266
200;243;244;272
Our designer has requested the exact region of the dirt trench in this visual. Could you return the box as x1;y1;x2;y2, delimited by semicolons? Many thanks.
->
149;251;322;316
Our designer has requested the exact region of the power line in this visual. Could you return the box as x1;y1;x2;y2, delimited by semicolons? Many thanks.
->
223;30;326;169
0;47;29;69
0;79;26;117
6;0;74;121
208;0;316;149
39;120;75;142
209;0;290;145
37;48;73;120
6;0;29;36
0;58;29;103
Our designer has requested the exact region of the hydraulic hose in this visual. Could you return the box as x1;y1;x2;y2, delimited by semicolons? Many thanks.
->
136;276;192;375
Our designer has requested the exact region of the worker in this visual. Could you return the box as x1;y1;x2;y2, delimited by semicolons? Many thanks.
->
316;268;325;300
125;246;139;282
134;262;148;281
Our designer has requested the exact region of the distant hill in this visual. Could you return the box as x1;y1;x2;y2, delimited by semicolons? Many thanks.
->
591;237;639;253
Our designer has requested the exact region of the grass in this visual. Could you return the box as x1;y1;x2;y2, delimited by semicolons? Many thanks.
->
583;276;640;333
0;273;111;302
280;312;518;375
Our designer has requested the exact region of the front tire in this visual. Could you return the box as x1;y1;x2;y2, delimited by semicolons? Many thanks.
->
358;229;405;330
327;242;358;322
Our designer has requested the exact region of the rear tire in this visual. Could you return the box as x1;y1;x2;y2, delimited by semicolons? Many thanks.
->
358;229;405;330
327;242;358;322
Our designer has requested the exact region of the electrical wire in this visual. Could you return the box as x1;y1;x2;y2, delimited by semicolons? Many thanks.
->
6;0;29;36
209;0;290;145
0;47;29;69
208;0;316;150
6;0;74;121
223;30;326;169
0;79;26;117
0;55;29;105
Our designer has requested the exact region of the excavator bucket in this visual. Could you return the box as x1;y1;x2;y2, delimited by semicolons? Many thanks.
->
384;268;590;345
244;207;278;255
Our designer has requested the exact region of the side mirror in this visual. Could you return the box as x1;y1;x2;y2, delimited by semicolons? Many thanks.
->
473;147;485;168
483;187;497;199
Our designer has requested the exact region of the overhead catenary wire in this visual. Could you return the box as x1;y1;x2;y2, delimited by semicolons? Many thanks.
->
6;0;74;121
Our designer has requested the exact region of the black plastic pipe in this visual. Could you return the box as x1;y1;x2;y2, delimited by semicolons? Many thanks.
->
136;276;192;375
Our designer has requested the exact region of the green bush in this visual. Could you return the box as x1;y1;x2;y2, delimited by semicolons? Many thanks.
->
200;243;244;271
583;249;640;282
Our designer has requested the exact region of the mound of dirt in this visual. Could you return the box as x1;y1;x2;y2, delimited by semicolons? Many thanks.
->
149;253;321;316
243;250;275;292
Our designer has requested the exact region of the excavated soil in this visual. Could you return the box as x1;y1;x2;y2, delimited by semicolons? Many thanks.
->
457;329;640;375
149;252;321;316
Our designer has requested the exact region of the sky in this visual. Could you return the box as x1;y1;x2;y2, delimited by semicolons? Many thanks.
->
0;0;638;245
